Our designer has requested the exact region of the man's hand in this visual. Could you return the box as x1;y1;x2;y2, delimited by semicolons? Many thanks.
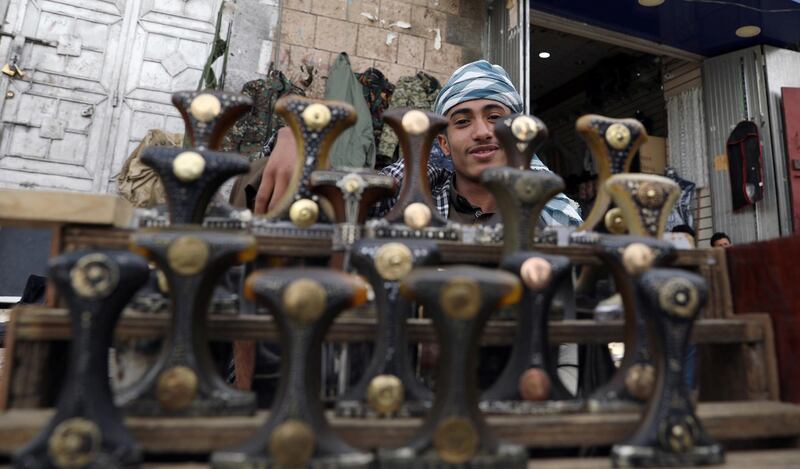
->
254;126;298;215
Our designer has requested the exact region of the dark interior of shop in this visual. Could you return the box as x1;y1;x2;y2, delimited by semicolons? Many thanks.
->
530;26;668;215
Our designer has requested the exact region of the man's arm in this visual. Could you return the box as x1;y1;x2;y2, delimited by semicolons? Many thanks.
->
254;127;296;214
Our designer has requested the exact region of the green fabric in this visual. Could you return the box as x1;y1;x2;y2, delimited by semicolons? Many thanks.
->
324;53;376;168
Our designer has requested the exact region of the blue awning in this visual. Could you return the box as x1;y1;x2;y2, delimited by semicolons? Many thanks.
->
530;0;800;56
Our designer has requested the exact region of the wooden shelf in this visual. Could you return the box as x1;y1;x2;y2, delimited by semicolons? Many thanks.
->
8;306;765;345
0;402;798;455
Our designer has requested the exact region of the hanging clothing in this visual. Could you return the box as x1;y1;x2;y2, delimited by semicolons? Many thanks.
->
377;72;441;166
665;167;697;231
116;129;182;208
222;66;304;160
356;67;395;150
325;53;376;168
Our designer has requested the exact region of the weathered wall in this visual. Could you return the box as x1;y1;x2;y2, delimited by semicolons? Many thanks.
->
225;0;281;93
274;0;485;98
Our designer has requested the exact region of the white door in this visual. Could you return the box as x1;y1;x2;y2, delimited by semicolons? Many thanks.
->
0;0;219;193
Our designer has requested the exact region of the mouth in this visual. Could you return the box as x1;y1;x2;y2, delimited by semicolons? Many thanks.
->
468;144;499;160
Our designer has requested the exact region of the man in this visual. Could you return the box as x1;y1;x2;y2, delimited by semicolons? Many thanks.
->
255;60;582;228
242;60;581;392
710;232;732;248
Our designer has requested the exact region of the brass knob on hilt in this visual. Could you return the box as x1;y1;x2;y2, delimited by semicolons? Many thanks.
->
139;91;251;225
605;174;681;238
575;115;648;232
381;108;449;227
264;95;358;222
493;114;549;170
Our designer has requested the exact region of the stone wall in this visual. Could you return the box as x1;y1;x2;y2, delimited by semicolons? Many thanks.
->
225;0;281;93
274;0;485;97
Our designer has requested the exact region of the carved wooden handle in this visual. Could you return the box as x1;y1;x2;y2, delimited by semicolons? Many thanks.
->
172;90;253;150
265;96;358;221
605;174;681;238
493;114;549;170
382;108;449;227
576;115;648;232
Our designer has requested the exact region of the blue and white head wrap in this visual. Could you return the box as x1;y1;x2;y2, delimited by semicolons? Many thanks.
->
433;60;524;116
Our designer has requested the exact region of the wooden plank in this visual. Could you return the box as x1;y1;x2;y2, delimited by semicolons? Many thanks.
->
132;449;800;468
57;228;735;319
8;307;765;345
0;402;798;454
532;449;800;469
0;308;18;410
0;189;133;228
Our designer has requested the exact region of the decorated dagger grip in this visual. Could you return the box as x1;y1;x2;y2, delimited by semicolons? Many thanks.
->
337;240;440;417
481;114;565;254
310;170;395;264
493;114;548;170
264;95;357;224
572;234;676;411
141;91;251;224
381;108;449;229
605;174;681;238
380;266;527;468
173;90;252;150
612;269;724;467
117;230;257;416
15;251;149;469
481;252;573;404
212;268;374;469
576;115;648;232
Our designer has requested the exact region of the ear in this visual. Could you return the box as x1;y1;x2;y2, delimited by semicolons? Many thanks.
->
437;134;451;156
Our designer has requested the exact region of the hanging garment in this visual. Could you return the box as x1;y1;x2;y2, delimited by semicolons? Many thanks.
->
325;53;376;168
726;120;765;211
356;67;395;150
116;129;182;208
665;167;697;232
377;71;441;165
222;66;305;160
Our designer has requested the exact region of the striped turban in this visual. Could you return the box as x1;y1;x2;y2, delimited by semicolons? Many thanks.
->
433;60;524;116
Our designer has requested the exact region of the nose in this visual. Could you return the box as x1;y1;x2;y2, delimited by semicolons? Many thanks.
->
472;117;494;141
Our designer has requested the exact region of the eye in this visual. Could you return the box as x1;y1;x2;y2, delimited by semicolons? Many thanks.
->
488;114;502;122
453;118;470;127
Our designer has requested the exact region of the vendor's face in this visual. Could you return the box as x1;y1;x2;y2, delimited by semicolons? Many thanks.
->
438;99;510;183
712;237;731;248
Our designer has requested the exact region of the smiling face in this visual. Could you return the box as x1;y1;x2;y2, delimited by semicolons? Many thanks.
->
438;99;511;183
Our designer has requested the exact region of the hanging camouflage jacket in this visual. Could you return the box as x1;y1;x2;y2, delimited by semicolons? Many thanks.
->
222;67;304;160
356;67;395;149
377;71;441;166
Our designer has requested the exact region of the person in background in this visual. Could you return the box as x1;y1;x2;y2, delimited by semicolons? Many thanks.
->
710;232;732;248
671;224;697;248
